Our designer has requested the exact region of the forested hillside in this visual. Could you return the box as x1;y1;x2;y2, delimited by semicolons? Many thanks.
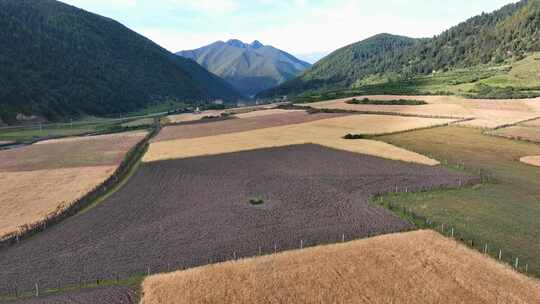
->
259;34;419;96
260;0;540;98
0;0;242;124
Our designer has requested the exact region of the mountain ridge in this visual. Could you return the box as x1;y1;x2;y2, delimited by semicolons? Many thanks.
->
177;39;311;96
0;0;243;124
259;0;540;98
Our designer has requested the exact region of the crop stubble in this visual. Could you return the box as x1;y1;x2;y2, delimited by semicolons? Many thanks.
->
141;230;540;304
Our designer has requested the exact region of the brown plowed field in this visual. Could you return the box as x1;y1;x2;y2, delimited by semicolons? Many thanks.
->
12;286;136;304
152;112;346;142
490;125;540;143
0;131;147;172
0;144;474;294
141;230;540;304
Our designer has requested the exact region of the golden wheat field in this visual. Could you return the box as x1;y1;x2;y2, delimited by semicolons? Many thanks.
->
0;131;147;240
141;230;540;304
166;111;224;124
304;95;540;129
143;115;455;165
520;156;540;167
0;166;116;240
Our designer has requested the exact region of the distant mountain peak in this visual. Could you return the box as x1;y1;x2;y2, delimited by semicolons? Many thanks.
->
225;39;265;49
178;39;311;96
250;40;264;49
226;39;248;48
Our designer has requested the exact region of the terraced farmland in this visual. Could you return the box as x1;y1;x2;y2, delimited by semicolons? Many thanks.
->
0;144;473;294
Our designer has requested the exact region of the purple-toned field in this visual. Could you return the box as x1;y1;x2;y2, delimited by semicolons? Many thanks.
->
153;112;346;142
0;144;475;295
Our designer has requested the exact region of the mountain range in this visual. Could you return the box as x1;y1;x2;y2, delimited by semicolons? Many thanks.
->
260;0;540;98
0;0;242;124
177;40;311;97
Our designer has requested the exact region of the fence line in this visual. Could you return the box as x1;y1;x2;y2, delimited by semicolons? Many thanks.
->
0;121;160;250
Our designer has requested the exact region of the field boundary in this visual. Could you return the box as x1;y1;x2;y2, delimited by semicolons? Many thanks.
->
490;115;540;131
483;131;540;145
349;117;474;139
0;120;160;249
287;103;472;120
372;192;534;278
163;115;236;127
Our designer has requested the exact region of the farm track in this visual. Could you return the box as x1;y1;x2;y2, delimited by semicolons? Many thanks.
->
0;144;475;296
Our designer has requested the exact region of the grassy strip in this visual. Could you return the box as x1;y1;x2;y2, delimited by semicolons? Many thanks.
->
371;186;535;277
0;273;146;302
0;120;161;249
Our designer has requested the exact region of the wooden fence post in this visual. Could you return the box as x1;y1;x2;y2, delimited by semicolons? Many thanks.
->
515;257;519;269
499;249;502;260
35;283;39;297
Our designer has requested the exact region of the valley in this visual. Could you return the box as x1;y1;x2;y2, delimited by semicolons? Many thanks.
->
2;0;540;303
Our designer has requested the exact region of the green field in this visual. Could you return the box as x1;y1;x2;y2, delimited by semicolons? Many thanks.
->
0;119;150;143
377;126;540;277
0;122;112;143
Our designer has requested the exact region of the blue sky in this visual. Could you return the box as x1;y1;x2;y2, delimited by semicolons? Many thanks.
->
62;0;518;58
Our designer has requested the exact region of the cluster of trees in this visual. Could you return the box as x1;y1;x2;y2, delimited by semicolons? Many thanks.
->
0;0;241;124
259;0;540;98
